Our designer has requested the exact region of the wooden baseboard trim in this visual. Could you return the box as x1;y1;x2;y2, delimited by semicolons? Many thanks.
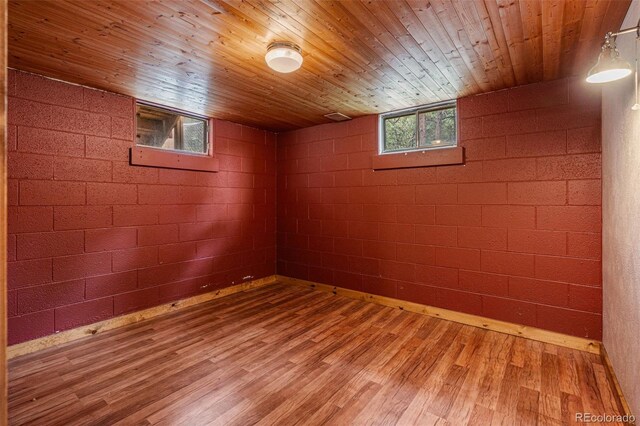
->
600;344;634;419
276;275;601;355
9;274;602;359
8;275;278;360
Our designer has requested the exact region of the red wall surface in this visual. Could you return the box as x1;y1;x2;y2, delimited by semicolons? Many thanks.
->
6;70;277;345
6;71;603;345
277;78;603;339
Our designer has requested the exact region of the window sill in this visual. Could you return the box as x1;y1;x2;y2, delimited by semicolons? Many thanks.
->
372;146;464;170
130;146;219;172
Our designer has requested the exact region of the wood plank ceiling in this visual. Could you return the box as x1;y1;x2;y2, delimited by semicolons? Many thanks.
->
7;0;631;131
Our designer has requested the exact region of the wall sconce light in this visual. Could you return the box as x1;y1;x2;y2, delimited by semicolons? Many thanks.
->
586;33;632;84
587;19;640;110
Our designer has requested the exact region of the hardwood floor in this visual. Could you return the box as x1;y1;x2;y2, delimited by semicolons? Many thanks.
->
8;282;623;425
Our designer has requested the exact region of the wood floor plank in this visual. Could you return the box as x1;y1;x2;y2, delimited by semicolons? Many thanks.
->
445;330;497;424
475;331;514;410
467;404;494;426
7;283;624;425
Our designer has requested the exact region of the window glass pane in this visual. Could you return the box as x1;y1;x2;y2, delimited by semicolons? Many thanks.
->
384;114;416;151
418;106;456;148
182;116;207;153
380;101;457;154
136;103;208;154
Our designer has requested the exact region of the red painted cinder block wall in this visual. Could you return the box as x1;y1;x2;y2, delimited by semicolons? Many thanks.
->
7;70;277;345
277;78;603;339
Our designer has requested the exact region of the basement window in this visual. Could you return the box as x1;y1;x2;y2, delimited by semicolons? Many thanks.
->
136;103;209;155
379;100;457;154
131;102;219;172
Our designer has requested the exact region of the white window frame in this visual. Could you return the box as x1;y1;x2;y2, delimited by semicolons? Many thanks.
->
378;99;458;155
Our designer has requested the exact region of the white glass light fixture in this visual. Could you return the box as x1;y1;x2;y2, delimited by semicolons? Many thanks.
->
587;21;640;111
265;41;303;73
586;34;632;84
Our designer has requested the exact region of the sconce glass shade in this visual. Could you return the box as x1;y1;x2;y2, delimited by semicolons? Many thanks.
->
265;42;303;73
586;40;632;83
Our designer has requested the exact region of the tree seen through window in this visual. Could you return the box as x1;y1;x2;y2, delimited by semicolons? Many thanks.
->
382;102;457;153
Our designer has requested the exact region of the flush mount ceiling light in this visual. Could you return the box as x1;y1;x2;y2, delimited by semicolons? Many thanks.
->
265;41;303;73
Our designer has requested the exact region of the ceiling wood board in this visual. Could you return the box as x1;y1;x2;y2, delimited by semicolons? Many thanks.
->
8;0;631;131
